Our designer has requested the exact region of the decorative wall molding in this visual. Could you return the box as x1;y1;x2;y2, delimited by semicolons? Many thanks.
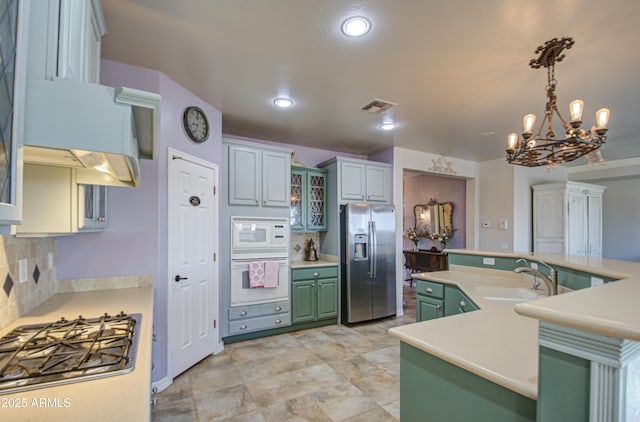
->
428;156;457;175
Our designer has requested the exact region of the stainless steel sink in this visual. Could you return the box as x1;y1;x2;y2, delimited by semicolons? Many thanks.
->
475;286;542;302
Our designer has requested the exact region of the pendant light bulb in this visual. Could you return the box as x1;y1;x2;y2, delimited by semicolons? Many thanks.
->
523;114;536;134
507;133;518;150
569;99;584;122
595;108;610;129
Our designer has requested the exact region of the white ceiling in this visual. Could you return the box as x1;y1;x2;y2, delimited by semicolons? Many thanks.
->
101;0;640;164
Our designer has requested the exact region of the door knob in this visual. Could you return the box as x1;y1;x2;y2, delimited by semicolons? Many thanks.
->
174;275;188;282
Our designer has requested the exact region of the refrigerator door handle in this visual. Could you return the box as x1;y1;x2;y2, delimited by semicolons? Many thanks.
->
371;220;377;278
368;221;374;277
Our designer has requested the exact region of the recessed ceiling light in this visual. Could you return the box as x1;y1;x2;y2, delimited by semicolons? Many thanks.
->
274;97;293;108
380;122;396;131
341;17;371;37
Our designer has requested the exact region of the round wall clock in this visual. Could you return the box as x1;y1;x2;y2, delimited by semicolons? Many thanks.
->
183;106;209;143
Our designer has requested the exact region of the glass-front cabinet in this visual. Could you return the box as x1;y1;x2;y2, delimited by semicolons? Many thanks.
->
0;0;28;231
290;166;327;232
79;184;107;231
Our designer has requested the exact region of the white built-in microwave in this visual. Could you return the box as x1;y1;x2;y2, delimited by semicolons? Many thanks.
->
231;217;289;258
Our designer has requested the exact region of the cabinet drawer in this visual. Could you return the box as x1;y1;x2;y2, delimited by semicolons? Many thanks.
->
229;313;291;335
292;266;338;281
416;280;444;299
229;301;290;320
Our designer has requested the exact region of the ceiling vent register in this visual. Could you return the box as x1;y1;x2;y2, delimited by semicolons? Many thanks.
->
360;98;397;114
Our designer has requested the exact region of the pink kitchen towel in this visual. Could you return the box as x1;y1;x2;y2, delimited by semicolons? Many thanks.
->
249;261;265;288
263;261;279;288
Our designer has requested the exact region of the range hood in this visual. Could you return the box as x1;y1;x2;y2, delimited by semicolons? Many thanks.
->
23;78;161;187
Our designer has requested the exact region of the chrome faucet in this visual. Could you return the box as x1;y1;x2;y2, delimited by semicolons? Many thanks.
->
514;260;557;295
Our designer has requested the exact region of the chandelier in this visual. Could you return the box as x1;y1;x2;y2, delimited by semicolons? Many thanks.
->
506;37;611;167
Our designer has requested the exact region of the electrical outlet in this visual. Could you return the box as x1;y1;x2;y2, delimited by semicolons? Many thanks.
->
48;252;54;269
591;277;604;287
499;242;509;250
482;257;496;266
18;259;28;283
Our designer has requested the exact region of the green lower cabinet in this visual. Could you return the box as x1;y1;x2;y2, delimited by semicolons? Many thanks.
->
291;266;338;324
317;278;338;319
537;346;590;422
444;285;479;316
416;281;478;321
416;295;443;321
292;280;316;323
400;343;536;422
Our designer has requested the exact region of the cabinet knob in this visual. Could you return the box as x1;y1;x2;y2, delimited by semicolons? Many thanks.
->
240;311;248;316
274;319;282;325
239;324;247;330
313;272;319;277
436;305;442;309
274;306;282;312
426;288;433;294
459;300;466;308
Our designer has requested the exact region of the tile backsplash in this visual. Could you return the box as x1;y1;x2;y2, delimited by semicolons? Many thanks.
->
290;232;321;262
0;235;56;330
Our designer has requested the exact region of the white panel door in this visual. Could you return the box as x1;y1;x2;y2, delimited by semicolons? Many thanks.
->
587;194;603;257
169;152;219;377
567;191;588;256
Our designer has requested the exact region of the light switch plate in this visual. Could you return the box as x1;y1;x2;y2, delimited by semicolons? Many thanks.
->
18;258;28;283
48;252;54;269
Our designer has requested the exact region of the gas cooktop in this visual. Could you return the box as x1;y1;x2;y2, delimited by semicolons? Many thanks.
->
0;312;140;395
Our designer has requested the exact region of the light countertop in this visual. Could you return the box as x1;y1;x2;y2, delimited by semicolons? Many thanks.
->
0;287;153;422
390;251;640;401
447;248;640;279
389;266;541;399
515;278;640;341
290;260;338;269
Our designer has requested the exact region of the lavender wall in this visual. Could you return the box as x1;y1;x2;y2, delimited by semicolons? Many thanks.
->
403;172;466;251
56;60;222;384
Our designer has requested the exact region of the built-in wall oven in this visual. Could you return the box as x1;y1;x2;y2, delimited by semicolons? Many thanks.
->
230;217;289;307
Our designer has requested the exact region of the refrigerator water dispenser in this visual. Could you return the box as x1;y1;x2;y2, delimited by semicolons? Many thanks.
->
353;234;368;259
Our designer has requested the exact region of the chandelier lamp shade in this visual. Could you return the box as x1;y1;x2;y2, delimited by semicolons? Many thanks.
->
506;37;611;167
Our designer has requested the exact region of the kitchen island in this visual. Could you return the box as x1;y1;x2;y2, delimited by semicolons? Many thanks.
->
389;250;640;422
0;286;153;422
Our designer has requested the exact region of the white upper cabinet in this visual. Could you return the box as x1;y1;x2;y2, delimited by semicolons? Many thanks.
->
533;181;606;257
365;164;391;203
0;0;30;232
324;157;392;204
57;0;105;83
261;149;291;207
339;161;366;201
225;140;292;208
27;0;106;82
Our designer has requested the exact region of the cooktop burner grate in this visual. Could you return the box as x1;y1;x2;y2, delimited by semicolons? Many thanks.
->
0;312;140;395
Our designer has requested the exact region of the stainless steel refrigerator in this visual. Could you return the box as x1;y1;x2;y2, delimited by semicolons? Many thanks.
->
341;203;396;324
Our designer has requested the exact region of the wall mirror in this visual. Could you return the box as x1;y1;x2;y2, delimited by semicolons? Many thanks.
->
414;199;453;235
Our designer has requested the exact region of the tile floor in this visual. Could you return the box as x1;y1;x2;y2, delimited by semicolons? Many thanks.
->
152;282;416;421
